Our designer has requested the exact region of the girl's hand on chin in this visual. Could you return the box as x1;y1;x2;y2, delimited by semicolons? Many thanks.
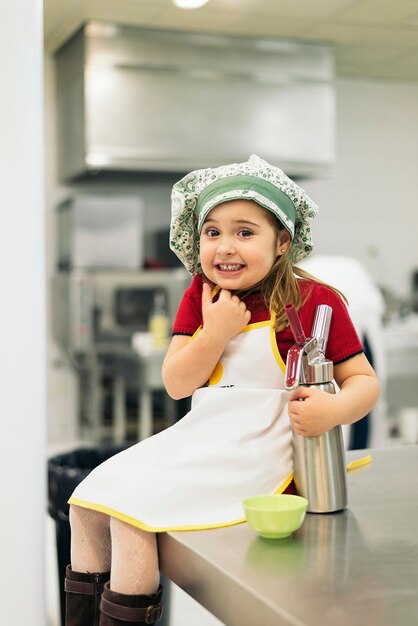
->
288;386;346;437
202;283;251;342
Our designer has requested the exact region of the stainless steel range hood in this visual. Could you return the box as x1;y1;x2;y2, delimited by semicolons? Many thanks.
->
55;22;335;181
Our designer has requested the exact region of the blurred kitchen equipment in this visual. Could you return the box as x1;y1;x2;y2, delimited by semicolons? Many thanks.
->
148;290;170;350
151;228;183;268
57;194;144;270
398;408;418;444
55;22;335;181
52;269;189;354
285;304;347;513
383;314;418;437
412;269;418;313
52;192;191;442
52;267;190;442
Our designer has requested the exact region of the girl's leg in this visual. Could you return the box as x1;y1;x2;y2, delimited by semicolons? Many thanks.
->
66;506;111;626
109;517;160;595
69;504;112;573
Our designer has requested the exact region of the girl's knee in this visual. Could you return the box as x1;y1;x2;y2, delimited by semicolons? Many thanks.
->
69;504;110;530
110;517;157;547
110;516;144;537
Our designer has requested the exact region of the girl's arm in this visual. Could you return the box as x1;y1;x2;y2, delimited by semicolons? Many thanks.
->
162;283;251;399
288;353;380;437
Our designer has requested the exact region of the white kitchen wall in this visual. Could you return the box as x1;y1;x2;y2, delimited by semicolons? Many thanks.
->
302;78;418;298
1;1;46;624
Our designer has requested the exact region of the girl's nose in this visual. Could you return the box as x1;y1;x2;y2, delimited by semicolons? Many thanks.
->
217;239;236;255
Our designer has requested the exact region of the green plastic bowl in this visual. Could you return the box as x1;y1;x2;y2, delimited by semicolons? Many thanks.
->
242;494;308;539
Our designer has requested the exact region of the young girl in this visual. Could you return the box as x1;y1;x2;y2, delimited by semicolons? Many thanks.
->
65;155;380;625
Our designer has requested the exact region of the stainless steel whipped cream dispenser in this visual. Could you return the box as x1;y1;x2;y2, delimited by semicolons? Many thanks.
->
284;304;347;513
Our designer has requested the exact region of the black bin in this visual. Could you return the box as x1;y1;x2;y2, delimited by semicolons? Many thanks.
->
48;444;129;626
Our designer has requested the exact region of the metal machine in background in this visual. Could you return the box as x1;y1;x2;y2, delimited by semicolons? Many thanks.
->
57;194;145;271
52;194;191;443
55;23;335;181
52;268;190;355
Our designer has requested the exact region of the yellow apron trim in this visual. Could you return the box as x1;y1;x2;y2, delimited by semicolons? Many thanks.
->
240;320;271;332
68;497;246;532
68;472;294;533
272;471;294;494
269;311;286;373
189;325;202;341
346;455;372;472
68;496;248;532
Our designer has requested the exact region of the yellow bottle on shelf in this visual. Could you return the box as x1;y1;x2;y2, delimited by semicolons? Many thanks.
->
148;290;170;350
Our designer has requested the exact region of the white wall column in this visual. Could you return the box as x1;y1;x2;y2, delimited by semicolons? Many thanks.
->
0;0;46;624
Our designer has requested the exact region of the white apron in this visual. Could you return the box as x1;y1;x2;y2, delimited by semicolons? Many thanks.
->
69;314;293;532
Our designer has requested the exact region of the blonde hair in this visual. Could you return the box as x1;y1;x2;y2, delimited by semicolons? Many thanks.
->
260;252;347;331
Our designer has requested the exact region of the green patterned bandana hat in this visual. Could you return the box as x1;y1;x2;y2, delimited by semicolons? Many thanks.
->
196;175;296;238
170;154;319;275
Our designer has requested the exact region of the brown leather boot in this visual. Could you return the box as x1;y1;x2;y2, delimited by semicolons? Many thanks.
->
65;565;110;626
99;582;163;625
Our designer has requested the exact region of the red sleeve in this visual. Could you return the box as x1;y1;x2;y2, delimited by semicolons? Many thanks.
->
172;274;203;336
299;281;364;364
277;280;364;364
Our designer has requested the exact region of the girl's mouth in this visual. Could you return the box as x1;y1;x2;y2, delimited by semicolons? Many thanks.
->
216;263;245;272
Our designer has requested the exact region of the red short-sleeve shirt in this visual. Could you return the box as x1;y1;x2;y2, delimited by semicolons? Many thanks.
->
172;275;363;365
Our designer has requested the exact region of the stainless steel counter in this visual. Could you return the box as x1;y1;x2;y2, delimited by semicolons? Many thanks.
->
159;446;418;626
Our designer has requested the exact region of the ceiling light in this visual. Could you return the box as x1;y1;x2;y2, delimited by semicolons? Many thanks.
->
173;0;210;9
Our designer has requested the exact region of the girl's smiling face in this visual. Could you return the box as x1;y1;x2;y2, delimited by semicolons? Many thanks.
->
199;199;290;291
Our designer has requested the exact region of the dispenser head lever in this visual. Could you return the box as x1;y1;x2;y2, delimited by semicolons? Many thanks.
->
285;345;303;390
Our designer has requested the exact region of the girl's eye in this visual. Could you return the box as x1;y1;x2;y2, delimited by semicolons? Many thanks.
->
238;229;253;238
204;227;220;237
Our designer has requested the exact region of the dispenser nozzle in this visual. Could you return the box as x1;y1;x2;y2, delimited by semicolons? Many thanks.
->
285;304;306;346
